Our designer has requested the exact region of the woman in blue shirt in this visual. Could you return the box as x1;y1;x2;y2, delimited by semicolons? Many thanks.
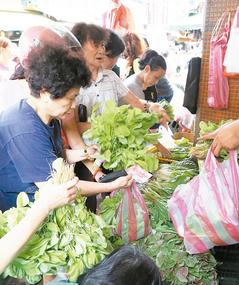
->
0;44;132;211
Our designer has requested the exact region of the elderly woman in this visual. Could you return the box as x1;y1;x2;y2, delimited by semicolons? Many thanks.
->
0;45;132;212
64;23;169;133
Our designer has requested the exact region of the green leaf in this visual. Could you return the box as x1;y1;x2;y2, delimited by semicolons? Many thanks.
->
16;192;29;208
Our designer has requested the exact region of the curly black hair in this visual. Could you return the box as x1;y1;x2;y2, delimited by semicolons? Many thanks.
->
25;45;91;99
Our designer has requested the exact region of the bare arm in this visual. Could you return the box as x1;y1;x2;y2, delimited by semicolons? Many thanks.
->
0;178;78;273
61;109;99;174
76;174;133;196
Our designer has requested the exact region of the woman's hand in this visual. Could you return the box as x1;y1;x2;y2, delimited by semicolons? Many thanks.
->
38;177;79;212
150;103;170;128
108;174;133;191
86;144;100;160
200;120;239;156
94;170;105;182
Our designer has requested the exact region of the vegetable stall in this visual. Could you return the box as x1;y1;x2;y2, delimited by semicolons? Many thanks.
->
0;102;221;285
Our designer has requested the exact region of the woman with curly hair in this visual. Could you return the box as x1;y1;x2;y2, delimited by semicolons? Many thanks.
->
0;45;133;212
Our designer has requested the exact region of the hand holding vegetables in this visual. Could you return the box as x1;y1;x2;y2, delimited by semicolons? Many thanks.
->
38;177;79;213
200;119;239;156
149;102;170;128
0;178;79;274
65;145;100;163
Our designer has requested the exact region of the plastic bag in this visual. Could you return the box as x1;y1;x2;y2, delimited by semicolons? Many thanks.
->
223;7;239;77
207;12;231;109
116;180;151;243
168;149;239;254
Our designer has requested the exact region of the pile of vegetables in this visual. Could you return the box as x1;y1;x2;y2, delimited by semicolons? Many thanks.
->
170;137;193;161
99;144;218;284
0;158;112;284
158;99;175;121
84;100;161;172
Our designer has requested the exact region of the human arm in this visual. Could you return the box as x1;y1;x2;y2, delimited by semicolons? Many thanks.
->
75;174;133;196
0;178;78;273
61;110;103;177
200;120;239;156
65;145;99;164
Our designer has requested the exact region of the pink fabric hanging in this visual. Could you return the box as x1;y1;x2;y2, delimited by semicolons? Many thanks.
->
207;12;231;109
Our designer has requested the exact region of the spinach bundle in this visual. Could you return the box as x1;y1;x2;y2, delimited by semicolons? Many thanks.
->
191;120;234;160
0;158;112;284
158;99;175;121
85;100;160;172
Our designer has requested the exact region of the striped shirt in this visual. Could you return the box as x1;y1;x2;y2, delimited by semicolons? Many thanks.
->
76;68;128;120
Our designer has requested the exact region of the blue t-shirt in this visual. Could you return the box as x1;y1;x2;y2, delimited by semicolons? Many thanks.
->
0;99;63;211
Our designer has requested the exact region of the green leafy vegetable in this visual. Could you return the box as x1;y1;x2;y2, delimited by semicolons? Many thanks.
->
158;99;175;121
85;100;160;172
1;159;113;284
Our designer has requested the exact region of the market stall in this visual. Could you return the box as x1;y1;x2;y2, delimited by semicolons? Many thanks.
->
1;1;239;284
0;100;220;284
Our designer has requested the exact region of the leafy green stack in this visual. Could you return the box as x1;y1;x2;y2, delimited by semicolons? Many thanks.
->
158;99;174;121
84;100;160;172
0;158;112;284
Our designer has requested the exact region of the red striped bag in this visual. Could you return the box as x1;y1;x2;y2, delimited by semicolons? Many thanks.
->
116;181;151;243
168;149;239;254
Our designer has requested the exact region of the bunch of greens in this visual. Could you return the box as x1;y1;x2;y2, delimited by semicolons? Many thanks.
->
191;120;233;160
198;120;232;136
1;158;113;284
158;99;175;121
85;100;160;172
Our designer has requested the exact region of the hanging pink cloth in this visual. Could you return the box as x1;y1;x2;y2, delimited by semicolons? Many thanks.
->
207;12;231;109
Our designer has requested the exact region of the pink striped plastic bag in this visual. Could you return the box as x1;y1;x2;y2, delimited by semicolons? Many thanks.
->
168;148;239;254
115;181;151;243
207;12;231;109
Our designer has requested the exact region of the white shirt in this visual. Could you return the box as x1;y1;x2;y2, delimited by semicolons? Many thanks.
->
76;68;128;120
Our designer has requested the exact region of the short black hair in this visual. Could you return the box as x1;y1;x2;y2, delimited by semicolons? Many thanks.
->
79;245;162;285
105;29;125;58
25;45;91;99
139;49;167;71
72;22;108;47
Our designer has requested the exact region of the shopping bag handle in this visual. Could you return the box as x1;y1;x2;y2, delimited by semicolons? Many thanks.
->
205;147;237;171
212;11;231;37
